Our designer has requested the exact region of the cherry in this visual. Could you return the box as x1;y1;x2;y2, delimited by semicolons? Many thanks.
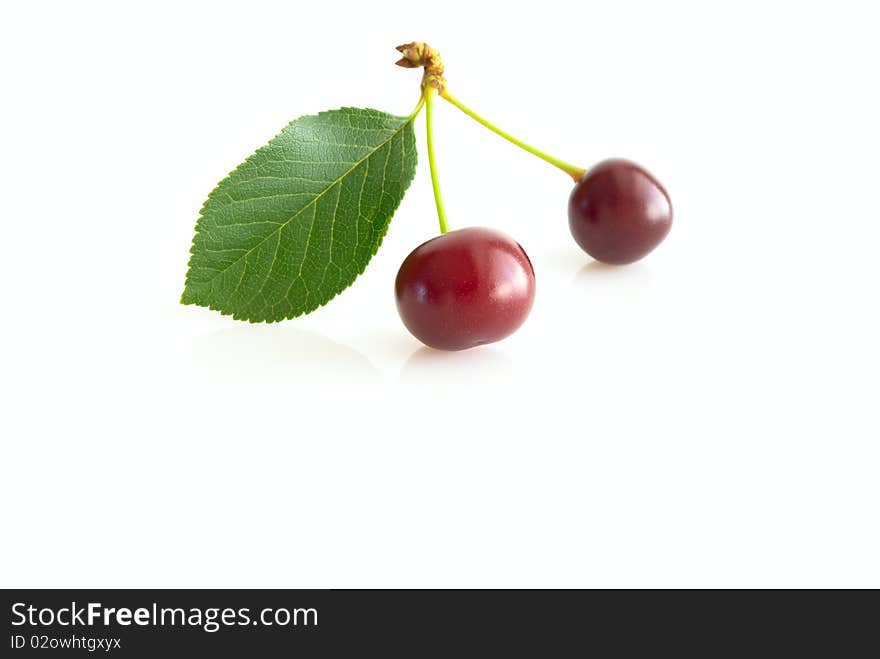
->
568;159;672;265
395;227;536;351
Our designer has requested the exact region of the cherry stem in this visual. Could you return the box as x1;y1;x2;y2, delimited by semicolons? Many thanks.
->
424;87;450;234
440;90;586;182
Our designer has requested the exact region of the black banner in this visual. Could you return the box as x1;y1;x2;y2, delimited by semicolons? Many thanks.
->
2;589;875;656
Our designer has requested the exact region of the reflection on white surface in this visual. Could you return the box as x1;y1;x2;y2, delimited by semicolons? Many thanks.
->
531;244;592;278
186;325;379;391
576;259;647;281
401;345;517;385
573;260;658;310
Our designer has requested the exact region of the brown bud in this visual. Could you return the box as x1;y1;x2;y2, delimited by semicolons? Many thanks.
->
394;41;446;93
394;42;427;67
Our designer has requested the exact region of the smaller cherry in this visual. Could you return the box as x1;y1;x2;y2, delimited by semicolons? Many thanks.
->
568;159;673;265
395;227;536;351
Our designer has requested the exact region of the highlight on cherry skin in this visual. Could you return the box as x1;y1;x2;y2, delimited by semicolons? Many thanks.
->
568;158;673;265
395;227;536;351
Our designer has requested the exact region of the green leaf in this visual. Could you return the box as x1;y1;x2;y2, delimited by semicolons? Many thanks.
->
182;107;417;322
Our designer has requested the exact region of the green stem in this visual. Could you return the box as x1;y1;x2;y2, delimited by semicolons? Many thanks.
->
441;90;586;182
425;88;450;234
409;95;426;119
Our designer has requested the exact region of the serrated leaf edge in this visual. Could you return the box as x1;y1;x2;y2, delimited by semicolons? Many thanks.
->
181;108;417;323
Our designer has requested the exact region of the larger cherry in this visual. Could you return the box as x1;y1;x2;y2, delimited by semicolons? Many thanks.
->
568;158;672;265
395;227;536;351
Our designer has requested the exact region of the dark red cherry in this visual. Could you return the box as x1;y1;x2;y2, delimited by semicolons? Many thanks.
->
395;227;536;351
568;158;672;265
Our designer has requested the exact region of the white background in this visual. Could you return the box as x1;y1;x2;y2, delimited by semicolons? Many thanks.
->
2;1;878;587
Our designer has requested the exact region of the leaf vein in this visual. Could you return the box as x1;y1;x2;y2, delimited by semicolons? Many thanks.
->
194;119;411;287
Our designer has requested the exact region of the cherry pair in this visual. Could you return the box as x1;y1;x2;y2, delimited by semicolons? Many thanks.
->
396;159;673;350
393;43;672;350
